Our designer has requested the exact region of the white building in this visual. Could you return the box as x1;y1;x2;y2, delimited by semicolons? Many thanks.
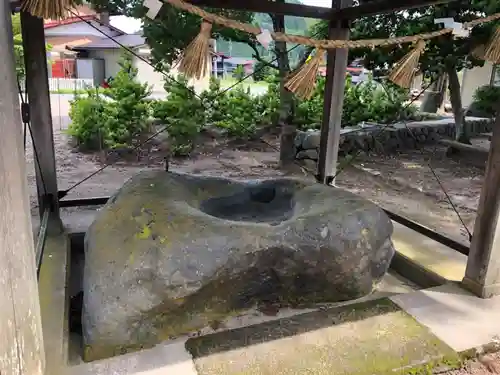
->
460;62;500;108
44;5;211;96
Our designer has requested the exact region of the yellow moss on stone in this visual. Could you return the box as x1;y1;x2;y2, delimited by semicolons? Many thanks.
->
136;225;152;240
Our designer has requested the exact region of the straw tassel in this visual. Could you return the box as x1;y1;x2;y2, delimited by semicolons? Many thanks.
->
178;21;213;80
285;48;324;100
483;26;500;63
21;0;73;19
388;40;426;88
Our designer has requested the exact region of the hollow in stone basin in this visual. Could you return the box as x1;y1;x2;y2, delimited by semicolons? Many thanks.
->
199;182;295;225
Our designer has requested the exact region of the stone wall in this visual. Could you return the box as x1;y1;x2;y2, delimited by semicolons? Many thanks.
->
294;117;493;163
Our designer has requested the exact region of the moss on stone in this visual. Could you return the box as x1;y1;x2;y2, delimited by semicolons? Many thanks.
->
136;225;152;240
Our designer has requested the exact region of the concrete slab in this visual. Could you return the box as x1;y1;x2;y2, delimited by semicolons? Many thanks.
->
392;222;467;282
31;206;100;234
378;270;418;294
65;270;417;368
70;339;198;375
67;273;416;375
38;232;70;375
186;299;460;375
391;283;500;353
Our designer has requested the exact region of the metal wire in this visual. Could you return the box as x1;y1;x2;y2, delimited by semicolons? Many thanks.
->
35;208;50;278
378;79;473;241
67;8;313;100
61;10;320;195
66;9;206;101
61;9;432;190
62;8;473;245
331;78;438;180
16;77;28;151
61;125;169;197
16;75;48;197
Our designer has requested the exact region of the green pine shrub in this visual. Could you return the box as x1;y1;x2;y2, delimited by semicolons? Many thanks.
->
152;75;205;156
68;52;152;150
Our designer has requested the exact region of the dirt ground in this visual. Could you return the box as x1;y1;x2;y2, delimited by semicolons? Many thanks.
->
442;352;500;375
27;120;480;245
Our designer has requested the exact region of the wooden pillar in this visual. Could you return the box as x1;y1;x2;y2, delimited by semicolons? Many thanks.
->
316;0;352;185
462;113;500;298
0;2;45;375
20;11;61;233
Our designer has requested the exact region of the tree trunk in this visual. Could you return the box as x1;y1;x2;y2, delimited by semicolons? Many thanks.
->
420;74;447;113
446;65;470;144
272;11;296;167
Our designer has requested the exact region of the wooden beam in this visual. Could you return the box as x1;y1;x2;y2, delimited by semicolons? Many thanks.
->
334;0;458;20
0;1;45;374
9;0;332;19
462;112;500;298
316;0;352;185
21;11;62;234
10;0;459;19
183;0;458;20
188;0;332;20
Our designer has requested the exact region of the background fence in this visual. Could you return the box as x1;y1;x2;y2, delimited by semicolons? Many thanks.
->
47;78;95;92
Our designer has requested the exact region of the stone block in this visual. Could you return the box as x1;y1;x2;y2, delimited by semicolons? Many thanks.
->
294;131;307;148
302;132;321;150
296;149;319;160
82;171;395;361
